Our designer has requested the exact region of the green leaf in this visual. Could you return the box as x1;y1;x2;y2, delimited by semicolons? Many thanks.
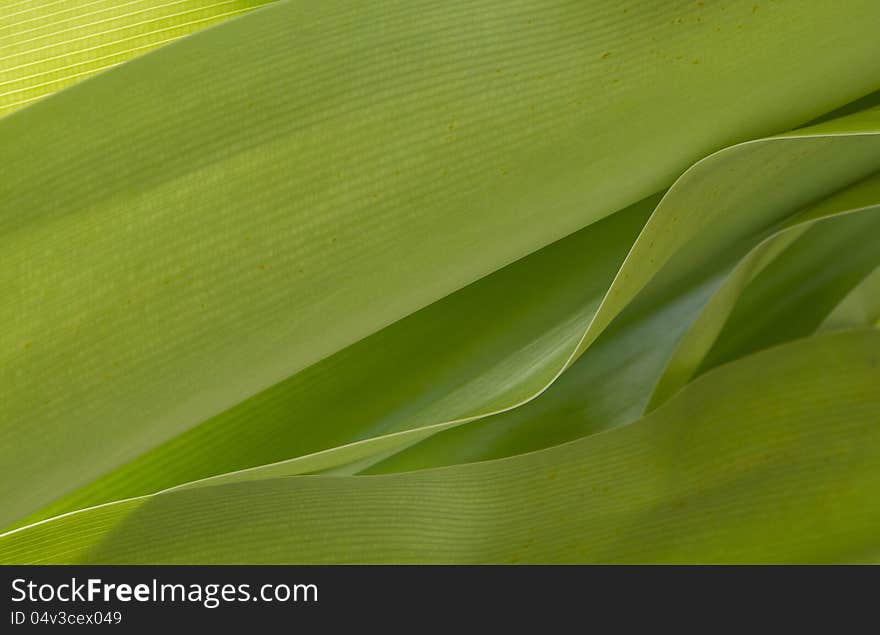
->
648;172;880;409
12;107;880;528
2;330;879;564
196;108;880;478
9;194;656;528
0;0;275;116
820;267;880;332
374;197;880;473
4;0;880;562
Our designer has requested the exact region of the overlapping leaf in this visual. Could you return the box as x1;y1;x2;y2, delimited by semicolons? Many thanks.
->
2;330;879;564
3;0;880;562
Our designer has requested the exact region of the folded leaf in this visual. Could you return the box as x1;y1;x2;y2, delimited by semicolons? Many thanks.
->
4;0;880;537
2;330;878;564
375;199;880;472
10;194;656;528
168;108;880;479
13;107;880;529
649;173;880;408
820;267;880;331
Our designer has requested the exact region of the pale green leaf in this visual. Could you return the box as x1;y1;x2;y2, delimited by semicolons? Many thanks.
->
0;0;275;116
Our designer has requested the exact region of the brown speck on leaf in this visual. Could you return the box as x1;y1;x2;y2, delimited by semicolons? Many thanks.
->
600;51;611;60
